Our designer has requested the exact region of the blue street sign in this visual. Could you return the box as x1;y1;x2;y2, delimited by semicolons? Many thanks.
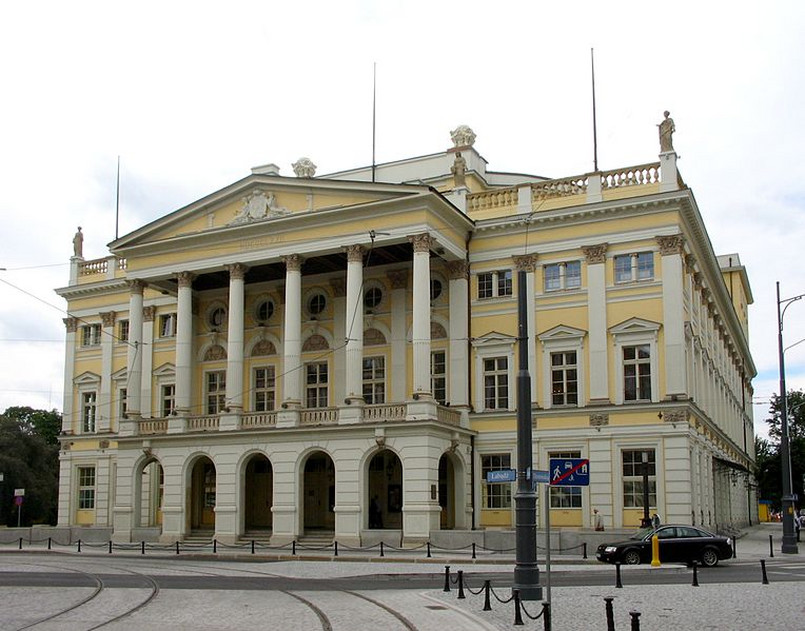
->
549;458;590;486
486;469;517;483
532;470;550;484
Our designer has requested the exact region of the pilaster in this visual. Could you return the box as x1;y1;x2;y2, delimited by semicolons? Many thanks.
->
98;311;116;432
175;272;195;418
447;261;469;414
126;280;146;418
582;244;609;403
388;270;408;402
657;235;687;398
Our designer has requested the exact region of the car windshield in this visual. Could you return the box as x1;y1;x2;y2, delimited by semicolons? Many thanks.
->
629;527;655;540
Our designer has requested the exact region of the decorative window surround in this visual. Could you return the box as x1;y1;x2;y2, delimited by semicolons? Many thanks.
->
477;270;513;299
538;325;586;408
610;318;661;404
472;333;516;411
544;261;582;292
614;252;655;284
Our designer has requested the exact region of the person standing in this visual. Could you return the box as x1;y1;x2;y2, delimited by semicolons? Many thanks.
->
593;508;604;531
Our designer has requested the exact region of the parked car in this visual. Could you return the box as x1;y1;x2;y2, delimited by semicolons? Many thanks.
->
596;525;733;567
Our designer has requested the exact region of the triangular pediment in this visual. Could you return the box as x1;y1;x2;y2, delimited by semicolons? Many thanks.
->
472;331;517;348
153;363;176;378
537;324;587;342
609;317;661;336
111;367;128;382
74;371;101;385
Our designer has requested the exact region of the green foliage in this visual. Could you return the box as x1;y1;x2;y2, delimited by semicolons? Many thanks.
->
758;390;805;509
0;407;61;525
765;390;805;442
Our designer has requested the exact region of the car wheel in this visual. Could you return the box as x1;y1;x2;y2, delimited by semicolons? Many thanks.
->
623;549;641;565
701;548;719;567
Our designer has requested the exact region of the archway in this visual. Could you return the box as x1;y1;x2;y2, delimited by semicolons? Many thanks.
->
244;454;273;532
136;459;164;528
439;453;456;529
367;450;402;530
303;451;335;533
190;456;216;531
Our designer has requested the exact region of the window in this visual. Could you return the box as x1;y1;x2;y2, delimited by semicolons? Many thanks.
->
308;293;327;317
622;449;656;508
430;278;443;301
255;299;274;323
549;451;583;508
623;344;651;401
159;313;177;338
118;387;128;419
362;356;385;404
481;454;512;509
77;466;96;509
208;306;226;330
81;324;101;347
81;392;97;433
205;371;226;414
614;252;654;283
431;351;446;405
478;270;513;299
483;357;508;410
254;366;276;411
306;362;328;408
118;320;129;343
551;351;578;406
160;384;175;417
364;287;383;310
544;261;581;292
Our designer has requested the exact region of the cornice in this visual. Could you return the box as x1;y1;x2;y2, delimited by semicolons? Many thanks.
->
55;279;129;300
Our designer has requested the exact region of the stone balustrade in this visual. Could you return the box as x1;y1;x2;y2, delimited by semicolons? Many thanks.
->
186;415;219;431
77;256;128;280
600;162;660;189
139;419;168;435
436;406;461;425
241;412;277;428
532;175;588;200
300;408;339;425
362;403;407;422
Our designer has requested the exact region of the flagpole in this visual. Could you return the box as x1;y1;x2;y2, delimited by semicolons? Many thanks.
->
372;62;377;183
591;48;599;172
115;156;121;240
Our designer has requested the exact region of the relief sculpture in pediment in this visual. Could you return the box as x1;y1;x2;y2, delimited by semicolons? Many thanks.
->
230;189;288;225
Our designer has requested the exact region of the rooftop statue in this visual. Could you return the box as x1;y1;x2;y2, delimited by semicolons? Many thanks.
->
658;111;675;153
451;152;467;187
73;226;84;258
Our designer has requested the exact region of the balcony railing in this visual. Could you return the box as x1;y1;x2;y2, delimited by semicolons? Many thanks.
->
241;412;277;429
300;408;339;426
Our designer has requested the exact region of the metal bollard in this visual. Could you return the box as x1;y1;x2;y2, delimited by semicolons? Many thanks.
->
769;534;774;558
583;542;588;559
761;559;769;585
251;540;255;555
19;537;23;550
615;562;623;588
483;580;492;611
629;610;641;631
472;542;476;559
443;565;451;592
380;541;385;557
292;540;296;556
78;539;82;553
733;534;737;558
176;541;180;555
543;601;552;631
334;541;338;557
213;539;217;554
513;589;523;626
692;561;699;587
141;541;145;555
457;570;465;599
605;597;615;631
108;541;113;554
427;541;431;558
48;537;52;551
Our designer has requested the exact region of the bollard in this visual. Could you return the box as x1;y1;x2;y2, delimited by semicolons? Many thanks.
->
19;537;23;550
213;539;217;554
334;541;338;557
472;542;476;559
769;534;774;558
615;562;623;588
692;561;699;587
380;541;385;558
141;541;145;555
583;542;588;559
761;559;769;585
78;539;82;553
176;541;180;555
251;540;255;555
48;537;52;551
605;597;615;631
443;565;451;592
483;580;492;611
457;570;465;599
513;589;524;626
733;535;737;558
543;601;552;631
629;610;641;631
108;541;113;554
427;541;431;558
292;540;296;556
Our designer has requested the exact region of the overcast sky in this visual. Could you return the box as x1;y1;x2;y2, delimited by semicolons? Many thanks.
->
1;1;803;440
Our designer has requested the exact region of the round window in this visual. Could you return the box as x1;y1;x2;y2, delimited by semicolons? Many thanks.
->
364;287;383;309
209;307;226;328
308;293;327;316
430;279;443;301
255;299;274;323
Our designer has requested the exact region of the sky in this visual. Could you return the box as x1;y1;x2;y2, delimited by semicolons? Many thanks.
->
0;1;803;441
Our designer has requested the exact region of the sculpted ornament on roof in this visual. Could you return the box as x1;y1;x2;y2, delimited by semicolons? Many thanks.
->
292;157;317;178
230;189;289;225
450;125;476;148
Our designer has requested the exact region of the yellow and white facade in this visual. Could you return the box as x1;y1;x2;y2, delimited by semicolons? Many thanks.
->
56;125;756;544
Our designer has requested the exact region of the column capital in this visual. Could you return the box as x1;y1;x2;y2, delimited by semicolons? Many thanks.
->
387;269;408;290
177;271;196;288
582;243;609;264
63;317;79;333
409;233;434;253
100;311;117;328
513;254;538;273
143;305;156;322
446;260;469;281
344;244;365;263
127;279;147;294
656;234;685;256
226;263;248;280
282;254;304;272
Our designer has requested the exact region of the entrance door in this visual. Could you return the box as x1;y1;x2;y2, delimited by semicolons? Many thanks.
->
190;457;216;531
245;455;273;531
439;453;455;529
303;452;335;532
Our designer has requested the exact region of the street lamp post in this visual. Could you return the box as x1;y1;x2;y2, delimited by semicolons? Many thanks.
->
641;451;652;528
776;281;802;555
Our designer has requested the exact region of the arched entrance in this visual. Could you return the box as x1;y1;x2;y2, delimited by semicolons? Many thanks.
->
367;450;402;530
244;454;273;532
303;451;335;533
136;458;164;528
190;456;216;532
439;453;456;529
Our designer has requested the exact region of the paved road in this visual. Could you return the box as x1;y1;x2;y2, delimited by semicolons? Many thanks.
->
0;522;802;630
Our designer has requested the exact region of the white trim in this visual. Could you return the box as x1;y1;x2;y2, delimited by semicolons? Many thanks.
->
610;318;661;405
538;325;587;409
472;333;516;412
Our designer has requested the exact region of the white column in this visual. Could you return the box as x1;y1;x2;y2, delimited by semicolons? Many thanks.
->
62;317;78;434
583;244;609;403
175;272;195;417
388;270;408;402
225;263;247;412
658;235;687;398
141;307;156;418
344;245;365;404
282;254;303;407
126;280;145;417
329;278;347;404
447;261;469;409
514;255;538;405
98;311;116;432
410;234;432;397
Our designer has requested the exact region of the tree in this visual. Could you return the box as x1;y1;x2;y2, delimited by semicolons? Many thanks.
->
0;407;61;525
758;390;805;510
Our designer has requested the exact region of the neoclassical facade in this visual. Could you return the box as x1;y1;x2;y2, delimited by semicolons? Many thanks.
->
56;123;756;544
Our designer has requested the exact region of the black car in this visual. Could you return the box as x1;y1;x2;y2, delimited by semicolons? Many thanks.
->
595;525;733;567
